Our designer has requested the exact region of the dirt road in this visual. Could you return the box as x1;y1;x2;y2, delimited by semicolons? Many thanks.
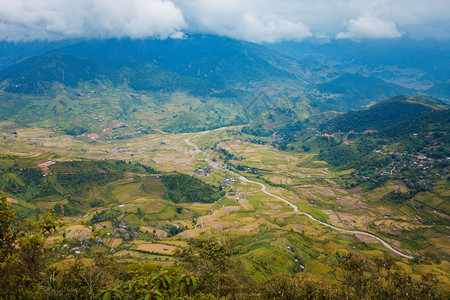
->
185;133;414;259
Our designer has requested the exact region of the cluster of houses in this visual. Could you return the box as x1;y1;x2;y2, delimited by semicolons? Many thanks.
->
218;175;239;190
106;220;133;240
370;150;448;189
193;166;213;175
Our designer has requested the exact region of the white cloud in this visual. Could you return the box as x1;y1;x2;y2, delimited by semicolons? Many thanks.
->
0;0;449;42
173;0;311;43
207;13;312;43
336;14;402;39
174;0;450;42
0;0;186;41
234;15;311;43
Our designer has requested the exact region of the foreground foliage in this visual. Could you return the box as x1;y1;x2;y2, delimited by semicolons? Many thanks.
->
0;194;445;299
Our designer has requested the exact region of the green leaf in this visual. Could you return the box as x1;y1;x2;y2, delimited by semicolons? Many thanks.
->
163;274;172;286
102;291;111;300
179;281;186;296
191;275;198;289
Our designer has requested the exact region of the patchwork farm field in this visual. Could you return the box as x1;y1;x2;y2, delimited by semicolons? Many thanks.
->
0;124;449;291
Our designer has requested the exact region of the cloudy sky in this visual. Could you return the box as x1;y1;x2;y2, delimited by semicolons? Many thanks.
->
0;0;449;43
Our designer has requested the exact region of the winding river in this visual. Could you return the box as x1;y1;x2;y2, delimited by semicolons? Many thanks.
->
184;135;413;259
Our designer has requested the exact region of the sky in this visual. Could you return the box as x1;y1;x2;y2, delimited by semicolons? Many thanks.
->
0;0;449;43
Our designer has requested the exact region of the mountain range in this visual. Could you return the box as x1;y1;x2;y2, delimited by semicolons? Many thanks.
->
5;35;448;137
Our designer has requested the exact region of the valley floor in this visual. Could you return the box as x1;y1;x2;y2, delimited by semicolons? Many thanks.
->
0;122;449;291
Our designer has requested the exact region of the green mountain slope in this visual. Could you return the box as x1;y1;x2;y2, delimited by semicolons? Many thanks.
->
1;50;97;94
427;80;450;101
0;50;220;96
61;36;412;107
316;108;449;194
0;36;420;137
0;50;257;134
320;95;447;133
61;36;311;87
317;73;411;109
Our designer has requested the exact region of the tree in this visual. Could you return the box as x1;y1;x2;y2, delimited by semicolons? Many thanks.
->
257;273;337;300
94;268;197;300
176;235;248;298
0;193;59;298
0;194;17;260
340;253;440;299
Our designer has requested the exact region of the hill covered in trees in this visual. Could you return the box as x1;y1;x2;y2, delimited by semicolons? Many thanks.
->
0;155;222;217
320;95;447;133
